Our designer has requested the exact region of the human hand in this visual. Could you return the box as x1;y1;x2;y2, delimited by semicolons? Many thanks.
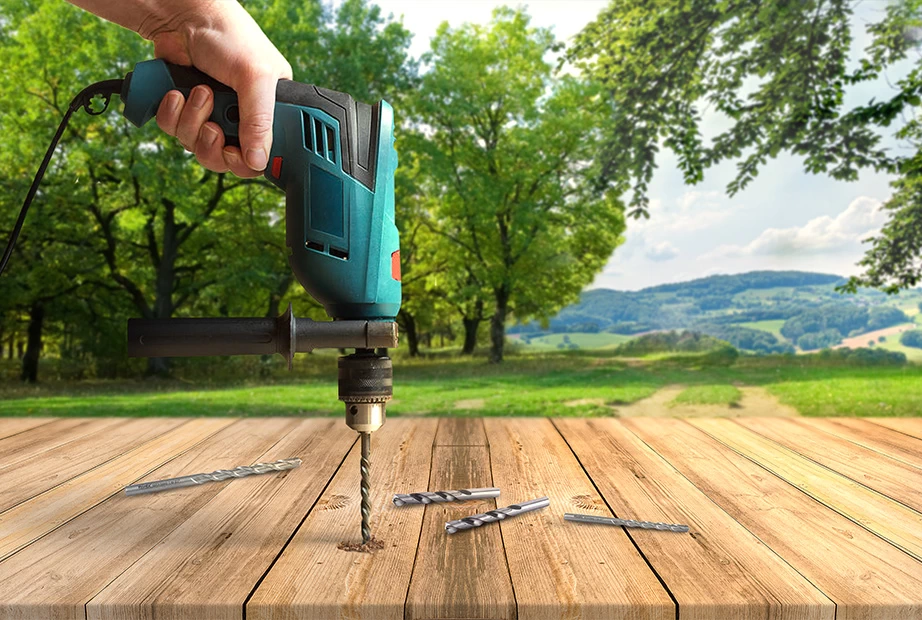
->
140;0;293;177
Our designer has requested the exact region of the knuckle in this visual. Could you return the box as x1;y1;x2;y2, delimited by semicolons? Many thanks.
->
241;111;273;137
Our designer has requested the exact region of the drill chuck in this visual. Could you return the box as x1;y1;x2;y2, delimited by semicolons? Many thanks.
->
339;352;392;433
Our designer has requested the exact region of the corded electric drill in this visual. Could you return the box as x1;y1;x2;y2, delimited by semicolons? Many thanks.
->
0;59;401;544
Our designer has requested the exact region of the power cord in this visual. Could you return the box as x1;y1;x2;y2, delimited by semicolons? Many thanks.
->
0;78;123;276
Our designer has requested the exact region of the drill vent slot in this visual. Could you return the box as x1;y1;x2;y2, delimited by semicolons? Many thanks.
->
302;112;337;165
329;247;349;260
306;240;324;253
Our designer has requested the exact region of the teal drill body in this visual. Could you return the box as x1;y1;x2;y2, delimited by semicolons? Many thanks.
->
121;59;401;321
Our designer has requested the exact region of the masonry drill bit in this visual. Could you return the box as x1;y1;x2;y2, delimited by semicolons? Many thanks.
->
445;496;549;534
124;458;301;496
564;512;689;532
394;487;500;506
360;432;371;544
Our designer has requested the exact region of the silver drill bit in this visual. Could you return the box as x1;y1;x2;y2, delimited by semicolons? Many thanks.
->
360;432;371;544
445;496;549;534
393;487;500;506
124;458;301;496
564;512;689;533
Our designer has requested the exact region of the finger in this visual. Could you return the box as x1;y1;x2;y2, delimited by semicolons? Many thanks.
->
176;86;214;152
223;146;263;178
194;122;229;173
232;71;278;172
155;90;185;137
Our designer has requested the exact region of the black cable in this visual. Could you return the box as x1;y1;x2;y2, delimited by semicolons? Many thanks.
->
0;78;123;277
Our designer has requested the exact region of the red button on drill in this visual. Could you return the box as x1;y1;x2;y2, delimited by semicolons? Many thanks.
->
271;156;283;178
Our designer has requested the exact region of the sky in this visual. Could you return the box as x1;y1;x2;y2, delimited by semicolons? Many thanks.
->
363;0;913;291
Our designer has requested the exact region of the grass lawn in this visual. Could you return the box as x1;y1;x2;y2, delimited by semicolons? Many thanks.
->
516;332;631;350
1;351;921;417
671;385;742;407
876;334;922;363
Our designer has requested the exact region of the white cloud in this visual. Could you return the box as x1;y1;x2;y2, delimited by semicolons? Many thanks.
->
645;241;679;262
632;190;734;233
704;196;886;259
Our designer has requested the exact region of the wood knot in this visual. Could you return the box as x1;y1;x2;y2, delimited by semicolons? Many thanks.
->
318;494;350;511
571;494;604;511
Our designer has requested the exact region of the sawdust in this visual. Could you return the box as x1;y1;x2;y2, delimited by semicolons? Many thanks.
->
337;537;386;553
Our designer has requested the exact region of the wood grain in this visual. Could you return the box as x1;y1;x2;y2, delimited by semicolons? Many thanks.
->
87;418;355;620
247;418;439;620
628;418;922;620
870;418;922;441
484;417;673;620
555;418;832;620
737;417;922;512
0;418;297;620
691;418;922;562
0;417;185;512
406;418;515;620
0;417;54;441
435;416;487;446
0;417;123;467
801;418;922;470
0;417;234;561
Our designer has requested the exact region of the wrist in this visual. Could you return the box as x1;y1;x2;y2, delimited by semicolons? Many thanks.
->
136;0;227;43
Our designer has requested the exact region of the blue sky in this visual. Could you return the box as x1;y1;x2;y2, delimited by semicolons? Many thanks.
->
366;0;912;291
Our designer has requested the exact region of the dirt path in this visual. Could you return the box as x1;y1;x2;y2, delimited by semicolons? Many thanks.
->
614;385;800;418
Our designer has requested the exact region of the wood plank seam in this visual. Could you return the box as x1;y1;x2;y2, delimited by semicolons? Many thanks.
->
793;419;922;472
550;418;681;620
729;418;922;524
0;418;57;442
700;419;922;564
867;418;922;441
402;418;440;619
484;418;519;620
0;418;237;564
0;418;187;514
239;432;359;615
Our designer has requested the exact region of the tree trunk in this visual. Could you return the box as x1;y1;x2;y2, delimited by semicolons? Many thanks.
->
398;309;419;357
7;334;12;359
489;288;510;364
17;340;24;359
20;301;44;383
461;318;480;355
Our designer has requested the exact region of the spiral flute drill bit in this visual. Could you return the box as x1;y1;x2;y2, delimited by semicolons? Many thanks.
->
124;458;301;496
445;496;549;534
393;487;500;506
360;432;372;544
564;512;689;532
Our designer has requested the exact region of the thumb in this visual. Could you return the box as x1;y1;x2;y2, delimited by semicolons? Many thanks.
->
231;71;279;171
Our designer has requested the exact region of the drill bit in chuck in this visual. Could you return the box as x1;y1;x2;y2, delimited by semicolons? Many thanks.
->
564;512;689;532
124;458;301;496
445;496;549;534
394;487;500;506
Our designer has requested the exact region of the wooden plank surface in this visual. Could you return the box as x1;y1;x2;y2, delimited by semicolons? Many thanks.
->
484;417;673;620
0;418;296;620
737;417;922;512
87;418;356;620
0;417;185;512
405;418;515;620
0;417;234;561
247;418;439;620
555;418;832;620
870;418;922;440
627;418;922;620
1;416;922;620
802;418;922;470
691;418;922;562
0;417;53;441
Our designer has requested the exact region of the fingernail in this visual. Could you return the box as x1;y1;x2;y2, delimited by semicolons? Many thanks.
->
223;148;240;166
201;125;219;147
167;91;182;113
190;87;209;109
246;148;268;170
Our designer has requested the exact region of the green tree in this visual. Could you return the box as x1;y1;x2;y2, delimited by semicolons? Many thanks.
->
900;328;922;348
409;8;625;362
569;0;922;292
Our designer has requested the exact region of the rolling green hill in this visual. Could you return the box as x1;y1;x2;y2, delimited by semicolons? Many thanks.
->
512;271;922;354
